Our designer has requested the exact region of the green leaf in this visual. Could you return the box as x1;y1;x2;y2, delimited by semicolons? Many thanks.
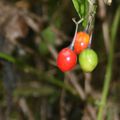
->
72;0;81;18
0;52;16;63
38;41;49;55
14;86;55;97
41;27;56;45
72;0;89;28
80;4;84;15
72;0;89;18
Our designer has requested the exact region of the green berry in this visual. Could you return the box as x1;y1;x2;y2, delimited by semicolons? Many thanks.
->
79;49;98;72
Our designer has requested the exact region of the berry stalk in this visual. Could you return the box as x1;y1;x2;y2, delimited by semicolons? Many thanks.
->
69;18;84;49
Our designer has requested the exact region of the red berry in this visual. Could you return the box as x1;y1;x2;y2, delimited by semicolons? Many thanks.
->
57;48;77;72
74;32;90;54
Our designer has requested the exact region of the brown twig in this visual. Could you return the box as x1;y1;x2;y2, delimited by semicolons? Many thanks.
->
40;98;47;120
98;0;110;53
84;73;92;95
86;104;97;120
66;72;86;100
60;79;67;120
19;98;34;120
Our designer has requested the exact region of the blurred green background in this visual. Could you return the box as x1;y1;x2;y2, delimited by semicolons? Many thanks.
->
0;0;120;120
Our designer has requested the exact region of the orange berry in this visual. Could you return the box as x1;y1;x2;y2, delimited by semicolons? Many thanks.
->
74;32;90;54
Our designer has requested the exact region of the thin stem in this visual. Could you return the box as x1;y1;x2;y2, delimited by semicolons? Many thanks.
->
88;32;93;48
97;6;120;120
88;0;93;5
69;18;83;49
97;56;112;120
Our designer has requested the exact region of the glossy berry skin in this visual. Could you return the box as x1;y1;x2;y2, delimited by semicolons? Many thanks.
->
57;48;77;72
74;32;90;54
79;49;98;72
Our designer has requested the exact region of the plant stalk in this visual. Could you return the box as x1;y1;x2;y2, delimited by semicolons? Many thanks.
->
97;6;120;120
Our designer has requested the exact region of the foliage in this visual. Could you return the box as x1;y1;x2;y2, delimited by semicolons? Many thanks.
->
0;0;119;119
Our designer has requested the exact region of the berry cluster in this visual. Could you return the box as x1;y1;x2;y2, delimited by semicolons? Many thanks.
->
57;19;98;72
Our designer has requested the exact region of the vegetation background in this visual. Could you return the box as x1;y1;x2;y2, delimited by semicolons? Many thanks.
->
0;0;120;120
